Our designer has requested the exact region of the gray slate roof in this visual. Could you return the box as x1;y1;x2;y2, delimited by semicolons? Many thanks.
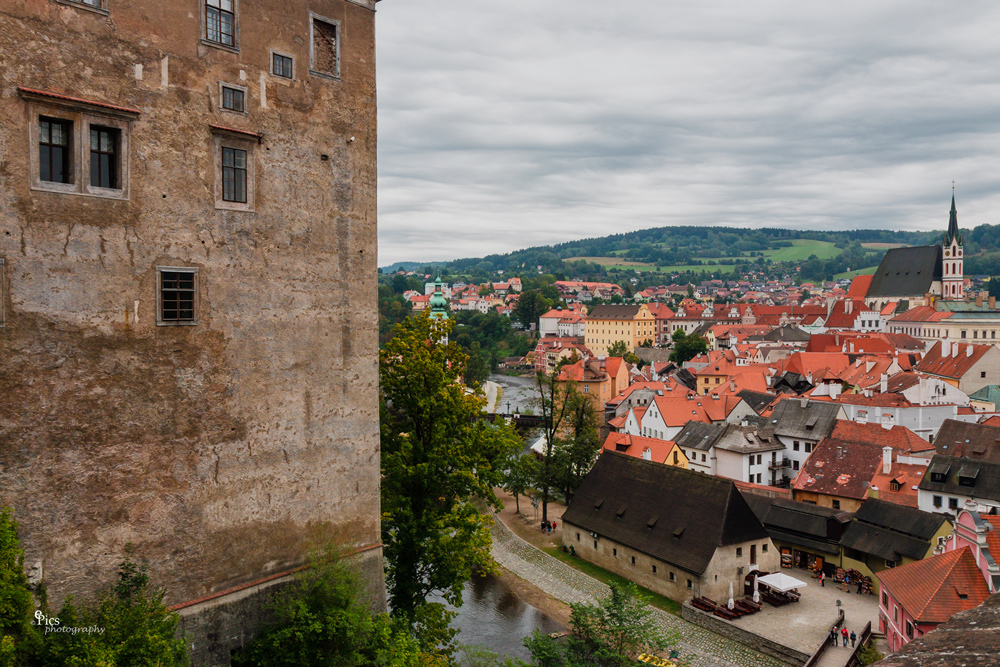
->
840;498;950;562
673;421;727;452
918;454;1000;503
867;245;943;298
738;390;777;414
562;452;770;575
742;493;852;555
587;304;643;320
760;399;842;441
714;424;784;454
933;419;1000;462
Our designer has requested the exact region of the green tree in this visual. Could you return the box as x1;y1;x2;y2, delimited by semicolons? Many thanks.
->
0;509;36;667
606;341;630;357
534;372;571;524
40;547;187;667
232;547;438;667
552;387;602;503
669;330;708;364
514;290;550;329
523;582;676;667
465;341;490;388
380;312;522;625
989;277;1000;300
502;454;539;515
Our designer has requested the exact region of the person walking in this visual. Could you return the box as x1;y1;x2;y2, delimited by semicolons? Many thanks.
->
829;628;838;647
841;627;849;647
850;630;857;648
857;579;863;594
818;571;824;587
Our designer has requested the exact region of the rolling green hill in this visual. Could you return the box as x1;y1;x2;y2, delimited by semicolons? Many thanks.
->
387;223;1000;285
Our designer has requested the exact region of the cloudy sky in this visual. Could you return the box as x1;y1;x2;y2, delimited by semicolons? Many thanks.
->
375;1;1000;267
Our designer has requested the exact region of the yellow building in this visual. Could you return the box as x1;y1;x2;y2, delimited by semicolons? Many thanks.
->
584;304;655;356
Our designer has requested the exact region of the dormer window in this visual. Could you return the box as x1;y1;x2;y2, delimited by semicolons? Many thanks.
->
958;465;979;488
929;462;951;484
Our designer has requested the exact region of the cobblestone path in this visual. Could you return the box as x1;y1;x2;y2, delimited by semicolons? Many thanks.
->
490;516;785;667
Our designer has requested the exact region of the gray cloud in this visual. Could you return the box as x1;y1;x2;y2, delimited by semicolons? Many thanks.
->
376;1;1000;266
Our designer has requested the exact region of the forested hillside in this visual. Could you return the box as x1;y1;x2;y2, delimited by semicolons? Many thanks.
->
387;224;1000;283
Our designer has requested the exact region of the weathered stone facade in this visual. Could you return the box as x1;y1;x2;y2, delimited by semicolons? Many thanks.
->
0;0;383;643
562;523;779;603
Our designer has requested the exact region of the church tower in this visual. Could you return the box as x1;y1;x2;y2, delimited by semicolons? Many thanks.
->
942;193;964;300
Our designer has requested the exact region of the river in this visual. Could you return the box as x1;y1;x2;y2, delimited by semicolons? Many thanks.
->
489;373;540;416
441;574;564;661
441;376;558;659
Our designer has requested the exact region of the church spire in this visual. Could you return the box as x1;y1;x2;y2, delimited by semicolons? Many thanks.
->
945;188;960;246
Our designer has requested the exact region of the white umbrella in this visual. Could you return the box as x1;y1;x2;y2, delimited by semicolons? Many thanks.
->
753;574;760;604
727;581;735;610
757;572;808;593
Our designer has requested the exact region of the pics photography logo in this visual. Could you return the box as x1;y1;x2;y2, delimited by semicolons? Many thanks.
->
32;610;105;636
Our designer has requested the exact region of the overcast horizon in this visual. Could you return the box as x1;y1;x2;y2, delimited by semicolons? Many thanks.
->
375;1;1000;267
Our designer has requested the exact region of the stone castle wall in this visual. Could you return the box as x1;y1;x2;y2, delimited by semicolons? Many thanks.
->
0;0;383;619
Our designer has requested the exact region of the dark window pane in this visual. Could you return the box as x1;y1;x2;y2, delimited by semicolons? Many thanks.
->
52;149;65;183
160;271;197;324
39;117;72;184
89;127;118;188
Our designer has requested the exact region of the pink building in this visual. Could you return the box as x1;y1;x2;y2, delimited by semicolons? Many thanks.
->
877;546;990;653
943;506;1000;593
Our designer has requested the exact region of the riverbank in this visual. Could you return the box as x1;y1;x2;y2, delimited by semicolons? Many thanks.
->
493;488;572;627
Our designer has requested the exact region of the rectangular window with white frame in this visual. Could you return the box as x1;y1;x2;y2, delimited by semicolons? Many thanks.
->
211;126;257;211
271;51;295;79
21;87;136;200
309;13;340;79
219;83;247;114
204;0;237;49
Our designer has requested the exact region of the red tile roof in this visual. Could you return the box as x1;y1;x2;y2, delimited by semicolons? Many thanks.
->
877;547;990;624
847;274;874;298
792;438;885;500
915;340;993;380
17;86;141;115
869;463;926;507
831;421;935;454
602;432;681;465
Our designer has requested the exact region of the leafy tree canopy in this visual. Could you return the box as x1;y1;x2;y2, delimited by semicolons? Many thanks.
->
380;312;522;623
669;330;708;364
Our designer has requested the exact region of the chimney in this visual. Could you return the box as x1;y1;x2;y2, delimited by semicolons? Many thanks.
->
953;341;959;358
831;383;842;399
836;446;843;458
880;373;888;394
850;342;855;353
991;296;997;310
967;344;974;358
883;446;893;474
800;396;808;409
846;300;853;315
977;293;984;307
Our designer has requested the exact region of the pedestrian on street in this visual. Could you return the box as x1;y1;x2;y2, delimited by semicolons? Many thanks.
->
841;627;849;646
857;579;863;594
850;630;857;647
829;628;837;647
818;571;824;587
552;520;557;531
